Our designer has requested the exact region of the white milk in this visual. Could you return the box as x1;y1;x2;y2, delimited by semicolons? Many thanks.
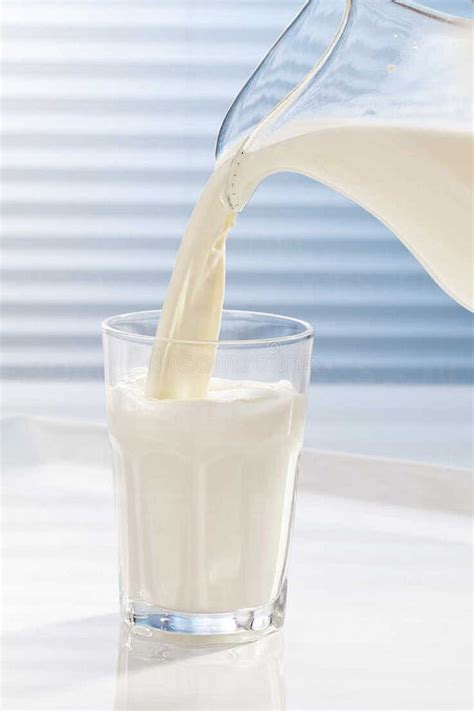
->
228;122;473;312
147;120;473;400
115;119;472;615
108;369;306;613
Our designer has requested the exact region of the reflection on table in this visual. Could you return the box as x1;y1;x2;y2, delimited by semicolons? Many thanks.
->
115;624;285;710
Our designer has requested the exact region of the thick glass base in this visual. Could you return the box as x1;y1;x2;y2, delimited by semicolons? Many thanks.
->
123;584;287;644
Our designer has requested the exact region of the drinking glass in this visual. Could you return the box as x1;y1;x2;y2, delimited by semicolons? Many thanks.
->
103;309;314;641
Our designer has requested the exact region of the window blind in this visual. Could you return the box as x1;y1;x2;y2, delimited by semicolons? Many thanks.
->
2;0;472;383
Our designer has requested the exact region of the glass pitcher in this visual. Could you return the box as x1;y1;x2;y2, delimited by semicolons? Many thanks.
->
216;0;473;310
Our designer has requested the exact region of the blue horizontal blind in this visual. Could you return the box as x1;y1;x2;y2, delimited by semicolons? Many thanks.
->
2;0;472;383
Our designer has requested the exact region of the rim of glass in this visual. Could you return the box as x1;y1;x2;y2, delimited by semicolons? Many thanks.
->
102;309;314;346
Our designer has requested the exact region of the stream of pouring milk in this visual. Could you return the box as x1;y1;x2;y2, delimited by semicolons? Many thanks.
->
146;120;473;400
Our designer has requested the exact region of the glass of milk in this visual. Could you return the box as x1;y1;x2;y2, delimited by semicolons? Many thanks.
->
103;309;314;642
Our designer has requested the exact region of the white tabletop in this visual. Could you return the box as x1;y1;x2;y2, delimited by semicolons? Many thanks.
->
2;417;472;710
